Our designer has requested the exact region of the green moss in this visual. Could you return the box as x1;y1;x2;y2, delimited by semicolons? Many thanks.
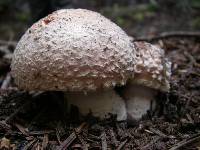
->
191;17;200;29
15;12;30;22
147;3;159;12
133;13;144;22
191;0;200;8
101;4;157;25
116;17;125;26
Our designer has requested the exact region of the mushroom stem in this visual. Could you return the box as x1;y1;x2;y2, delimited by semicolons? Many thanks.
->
65;89;127;121
122;84;157;121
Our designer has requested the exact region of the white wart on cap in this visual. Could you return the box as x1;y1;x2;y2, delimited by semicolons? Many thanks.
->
122;41;171;121
11;9;136;120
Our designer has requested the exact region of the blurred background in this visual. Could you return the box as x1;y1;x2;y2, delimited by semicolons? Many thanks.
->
0;0;199;41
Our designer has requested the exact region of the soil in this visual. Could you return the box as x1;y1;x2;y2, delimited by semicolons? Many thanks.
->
0;35;200;150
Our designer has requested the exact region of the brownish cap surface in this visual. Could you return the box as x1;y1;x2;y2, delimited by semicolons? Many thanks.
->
11;9;136;91
131;41;171;92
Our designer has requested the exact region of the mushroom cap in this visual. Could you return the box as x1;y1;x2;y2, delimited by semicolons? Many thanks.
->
131;41;171;92
11;9;136;91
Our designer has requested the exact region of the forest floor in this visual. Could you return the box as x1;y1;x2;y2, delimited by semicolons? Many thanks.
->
0;34;200;149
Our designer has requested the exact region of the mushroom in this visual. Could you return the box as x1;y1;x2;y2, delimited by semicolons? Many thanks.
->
121;41;171;121
11;9;137;121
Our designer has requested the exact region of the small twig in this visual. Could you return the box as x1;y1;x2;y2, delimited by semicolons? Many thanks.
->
22;139;37;150
29;130;54;136
30;91;44;98
77;134;88;150
1;73;11;89
56;122;87;150
144;129;154;134
149;127;168;138
88;133;100;140
140;136;161;150
169;133;200;150
116;139;128;150
32;140;41;150
134;31;200;42
15;123;29;136
42;134;48;150
14;123;34;140
71;144;84;148
109;128;118;147
101;131;107;150
56;128;61;144
15;123;34;141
